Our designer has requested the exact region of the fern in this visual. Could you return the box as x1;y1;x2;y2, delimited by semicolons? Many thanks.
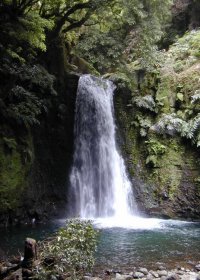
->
184;113;200;140
196;132;200;147
7;102;41;126
145;139;166;167
0;61;57;127
152;113;184;135
168;30;200;73
134;95;156;112
153;113;200;147
191;90;200;104
132;114;152;137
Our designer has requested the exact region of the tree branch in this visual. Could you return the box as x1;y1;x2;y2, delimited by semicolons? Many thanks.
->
18;0;38;14
54;1;93;35
62;10;92;33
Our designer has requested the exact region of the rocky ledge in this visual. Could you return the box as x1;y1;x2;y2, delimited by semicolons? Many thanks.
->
85;264;200;280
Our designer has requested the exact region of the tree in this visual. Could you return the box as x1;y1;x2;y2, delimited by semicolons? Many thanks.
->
0;0;173;126
0;0;173;69
75;0;173;71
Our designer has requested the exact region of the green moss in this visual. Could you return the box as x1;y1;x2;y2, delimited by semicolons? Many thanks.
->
168;30;200;73
156;74;177;113
108;71;138;94
114;88;143;177
114;30;200;214
139;71;158;95
0;138;30;211
177;64;200;106
147;136;184;199
145;138;166;167
70;55;100;76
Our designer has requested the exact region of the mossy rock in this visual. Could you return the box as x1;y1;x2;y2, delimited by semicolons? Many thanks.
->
70;55;100;76
147;136;184;199
156;73;177;113
0;138;31;212
176;63;200;105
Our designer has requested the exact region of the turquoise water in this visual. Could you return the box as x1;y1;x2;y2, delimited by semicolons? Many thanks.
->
95;221;200;270
0;218;200;270
0;222;60;258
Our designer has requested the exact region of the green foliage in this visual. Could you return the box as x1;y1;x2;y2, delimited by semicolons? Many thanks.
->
0;61;56;127
124;0;172;67
134;95;156;112
152;112;200;147
152;113;184;136
17;13;54;52
76;28;124;71
0;2;53;62
106;70;137;92
132;114;152;137
145;139;166;167
76;0;172;71
0;0;173;72
191;90;200;104
3;137;17;150
0;139;28;211
38;219;98;280
181;113;200;147
166;29;200;73
151;30;200;148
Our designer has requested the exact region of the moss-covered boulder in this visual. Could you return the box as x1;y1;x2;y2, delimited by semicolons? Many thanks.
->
0;134;33;216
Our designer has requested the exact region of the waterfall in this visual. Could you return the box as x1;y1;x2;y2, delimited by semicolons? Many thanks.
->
70;75;136;219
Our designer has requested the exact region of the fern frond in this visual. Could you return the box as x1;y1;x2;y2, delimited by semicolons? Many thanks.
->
196;132;200;147
186;113;200;140
191;90;200;104
152;113;185;135
134;95;156;112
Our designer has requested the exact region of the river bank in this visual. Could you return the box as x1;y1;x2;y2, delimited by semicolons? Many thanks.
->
1;260;200;280
89;264;200;280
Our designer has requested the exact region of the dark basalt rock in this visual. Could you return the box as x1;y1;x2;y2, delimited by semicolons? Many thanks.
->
0;72;79;226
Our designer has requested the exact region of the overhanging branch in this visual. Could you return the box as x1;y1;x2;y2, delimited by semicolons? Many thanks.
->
54;1;93;35
62;10;92;33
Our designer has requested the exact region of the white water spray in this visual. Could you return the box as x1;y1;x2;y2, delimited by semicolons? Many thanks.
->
70;75;137;219
68;75;192;230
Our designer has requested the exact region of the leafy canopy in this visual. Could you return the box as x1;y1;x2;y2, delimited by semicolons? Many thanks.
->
0;0;172;67
0;0;173;127
76;0;173;71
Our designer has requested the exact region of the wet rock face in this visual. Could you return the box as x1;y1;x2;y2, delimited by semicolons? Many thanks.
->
22;73;79;223
171;0;192;34
162;0;200;48
172;0;200;31
0;73;79;226
114;78;200;220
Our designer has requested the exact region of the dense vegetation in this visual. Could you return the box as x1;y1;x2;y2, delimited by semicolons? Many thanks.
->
114;26;200;218
37;220;97;280
0;0;200;222
0;0;173;129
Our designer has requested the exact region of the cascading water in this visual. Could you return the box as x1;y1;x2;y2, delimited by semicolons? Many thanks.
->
1;79;198;271
70;75;137;219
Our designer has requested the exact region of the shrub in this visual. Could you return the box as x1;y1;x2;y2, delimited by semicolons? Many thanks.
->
37;219;98;280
